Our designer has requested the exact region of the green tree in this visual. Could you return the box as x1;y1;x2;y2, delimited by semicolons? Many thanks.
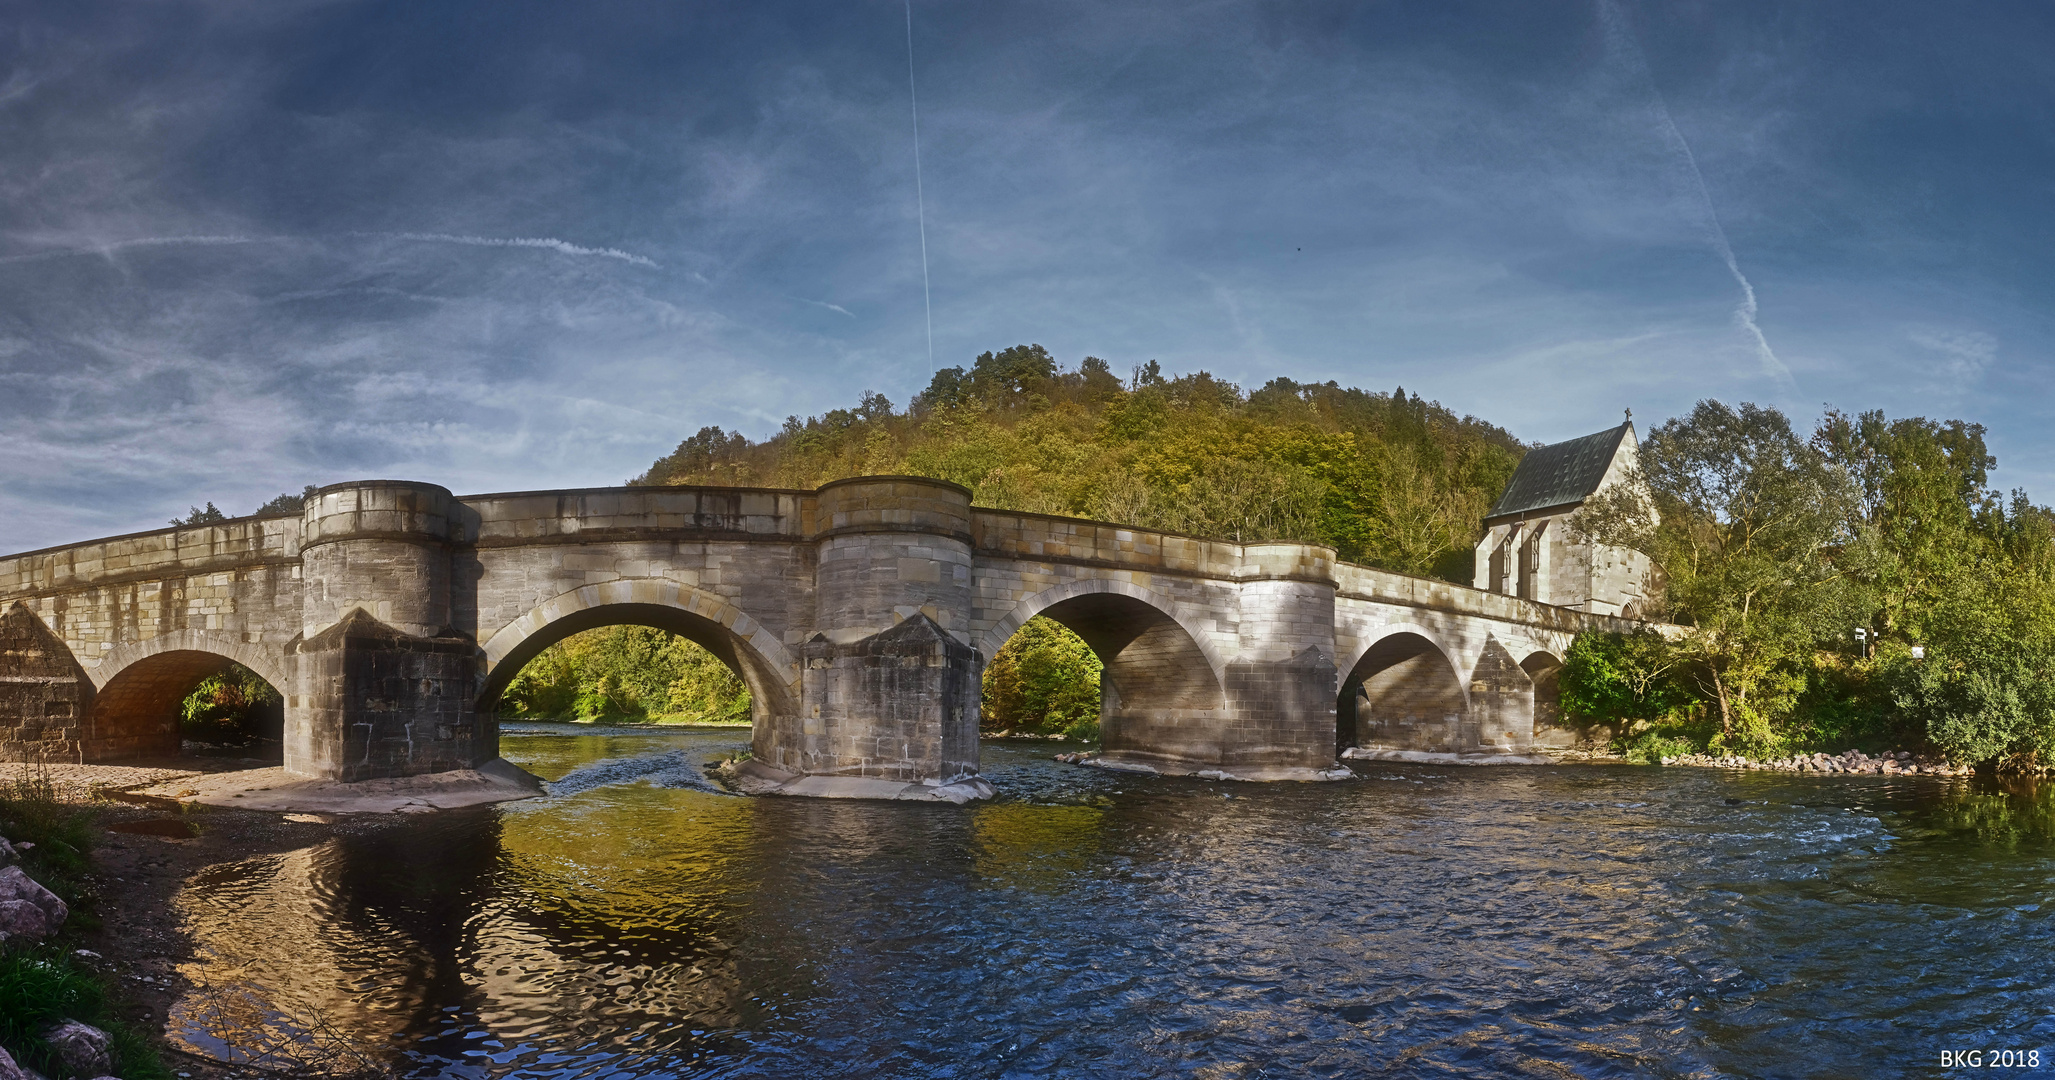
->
1559;627;1695;728
982;617;1103;738
1812;409;1997;641
256;485;320;515
1576;400;1868;751
178;664;283;744
644;346;1528;580
500;626;753;724
171;502;225;527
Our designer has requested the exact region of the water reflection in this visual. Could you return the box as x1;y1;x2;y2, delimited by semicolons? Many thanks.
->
169;730;2055;1078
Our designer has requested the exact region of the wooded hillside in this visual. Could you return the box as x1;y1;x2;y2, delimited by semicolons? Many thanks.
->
637;346;1529;581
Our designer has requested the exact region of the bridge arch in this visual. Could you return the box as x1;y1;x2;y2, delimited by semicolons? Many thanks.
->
92;630;290;695
979;579;1228;709
1337;622;1472;754
88;631;292;762
1521;649;1566;745
478;580;800;720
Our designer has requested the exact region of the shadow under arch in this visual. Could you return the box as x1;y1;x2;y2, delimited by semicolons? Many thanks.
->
1337;626;1472;755
477;582;799;725
88;632;291;761
982;579;1227;767
1521;650;1568;747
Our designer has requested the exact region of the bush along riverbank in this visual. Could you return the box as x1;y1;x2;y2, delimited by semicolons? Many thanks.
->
0;773;169;1080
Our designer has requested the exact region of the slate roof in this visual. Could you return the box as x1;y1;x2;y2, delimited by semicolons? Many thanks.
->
1485;423;1631;522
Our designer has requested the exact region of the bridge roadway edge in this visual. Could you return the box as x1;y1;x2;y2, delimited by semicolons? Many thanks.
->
0;478;1644;791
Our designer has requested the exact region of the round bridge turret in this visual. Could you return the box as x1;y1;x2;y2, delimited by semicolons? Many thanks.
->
298;480;456;639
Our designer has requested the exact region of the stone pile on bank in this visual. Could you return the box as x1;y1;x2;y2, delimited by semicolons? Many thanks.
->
0;838;67;945
0;832;124;1080
1660;748;1970;776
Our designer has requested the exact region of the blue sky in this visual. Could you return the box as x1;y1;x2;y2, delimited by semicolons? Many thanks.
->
3;0;2053;553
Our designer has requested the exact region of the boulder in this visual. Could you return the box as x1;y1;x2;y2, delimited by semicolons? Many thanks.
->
0;835;16;867
41;1020;112;1078
0;1043;27;1080
0;898;52;941
0;866;67;929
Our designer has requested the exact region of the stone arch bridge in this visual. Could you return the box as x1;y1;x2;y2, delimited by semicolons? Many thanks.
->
0;478;1634;789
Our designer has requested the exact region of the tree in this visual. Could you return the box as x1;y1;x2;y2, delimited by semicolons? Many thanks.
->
256;485;319;515
982;617;1102;736
1560;628;1694;728
637;426;752;485
1575;400;1867;750
171;503;226;527
643;347;1528;583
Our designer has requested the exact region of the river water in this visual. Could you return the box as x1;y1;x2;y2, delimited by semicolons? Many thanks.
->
166;724;2055;1078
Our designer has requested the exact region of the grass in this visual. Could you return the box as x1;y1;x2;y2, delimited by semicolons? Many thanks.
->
0;946;170;1080
0;764;173;1080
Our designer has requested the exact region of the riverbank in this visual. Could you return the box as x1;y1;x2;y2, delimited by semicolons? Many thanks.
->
0;765;392;1079
1661;747;1971;776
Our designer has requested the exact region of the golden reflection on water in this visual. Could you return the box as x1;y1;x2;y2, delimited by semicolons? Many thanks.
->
170;839;445;1069
170;752;768;1070
969;802;1108;892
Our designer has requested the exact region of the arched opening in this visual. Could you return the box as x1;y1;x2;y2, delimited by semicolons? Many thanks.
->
980;617;1102;740
988;589;1225;767
496;625;751;725
1336;632;1471;754
478;602;787;736
89;652;286;762
1522;651;1568;748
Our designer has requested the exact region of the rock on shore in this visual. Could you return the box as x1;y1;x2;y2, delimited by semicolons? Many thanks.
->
0;863;68;943
1660;748;1970;776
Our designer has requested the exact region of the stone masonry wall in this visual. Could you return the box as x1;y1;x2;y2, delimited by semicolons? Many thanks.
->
0;603;91;762
1;477;1650;774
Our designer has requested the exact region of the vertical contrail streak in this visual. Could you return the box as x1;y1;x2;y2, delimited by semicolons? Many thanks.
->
1599;0;1792;389
906;0;935;377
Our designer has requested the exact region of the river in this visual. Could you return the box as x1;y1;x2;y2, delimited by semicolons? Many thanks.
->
164;724;2055;1078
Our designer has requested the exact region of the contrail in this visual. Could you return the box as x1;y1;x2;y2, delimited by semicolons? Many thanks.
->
0;235;273;264
0;231;662;270
906;0;936;376
366;232;661;268
1599;0;1793;389
800;297;856;318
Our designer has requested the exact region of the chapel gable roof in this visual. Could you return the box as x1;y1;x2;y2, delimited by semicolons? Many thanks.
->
1485;422;1632;523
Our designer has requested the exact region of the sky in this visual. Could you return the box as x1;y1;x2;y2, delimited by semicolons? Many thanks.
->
3;0;2053;554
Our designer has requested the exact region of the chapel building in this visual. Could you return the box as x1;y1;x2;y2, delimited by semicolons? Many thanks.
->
1474;418;1659;619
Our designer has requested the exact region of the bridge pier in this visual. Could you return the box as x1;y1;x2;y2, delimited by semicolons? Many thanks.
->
758;478;981;787
287;482;490;781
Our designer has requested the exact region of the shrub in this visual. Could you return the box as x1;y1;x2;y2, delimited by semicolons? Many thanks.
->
178;663;283;745
982;618;1101;734
1560;629;1699;730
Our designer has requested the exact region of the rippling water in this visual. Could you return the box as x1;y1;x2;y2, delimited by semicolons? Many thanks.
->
166;724;2055;1078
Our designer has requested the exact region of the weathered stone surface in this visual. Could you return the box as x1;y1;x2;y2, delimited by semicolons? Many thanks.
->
40;1019;111;1078
0;1044;27;1080
0;602;92;763
0;865;67;929
0;898;51;941
135;758;543;814
290;609;482;781
2;475;1649;791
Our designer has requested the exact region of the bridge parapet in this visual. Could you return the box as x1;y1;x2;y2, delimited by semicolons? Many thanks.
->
459;486;810;545
0;516;302;601
1334;562;1637;634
